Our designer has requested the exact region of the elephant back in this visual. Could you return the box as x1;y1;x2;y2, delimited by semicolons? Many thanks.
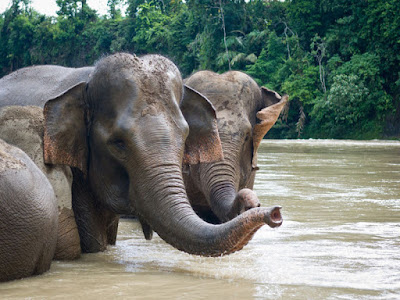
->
0;65;93;108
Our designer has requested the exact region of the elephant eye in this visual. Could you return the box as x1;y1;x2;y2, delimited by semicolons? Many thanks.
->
107;137;128;160
244;130;251;142
113;139;126;150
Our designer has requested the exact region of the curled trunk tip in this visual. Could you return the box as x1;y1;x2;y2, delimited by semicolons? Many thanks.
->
265;205;283;228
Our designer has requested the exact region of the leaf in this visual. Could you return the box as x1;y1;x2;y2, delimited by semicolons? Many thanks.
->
245;53;257;63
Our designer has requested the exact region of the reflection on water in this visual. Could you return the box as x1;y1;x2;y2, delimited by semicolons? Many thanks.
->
1;140;399;299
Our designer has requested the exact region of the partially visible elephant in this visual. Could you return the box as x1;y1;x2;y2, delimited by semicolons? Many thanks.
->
184;71;288;223
0;138;58;282
0;105;81;260
0;53;282;257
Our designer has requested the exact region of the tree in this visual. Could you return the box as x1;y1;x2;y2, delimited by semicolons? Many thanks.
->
107;0;122;19
132;2;172;54
0;0;398;139
0;0;34;72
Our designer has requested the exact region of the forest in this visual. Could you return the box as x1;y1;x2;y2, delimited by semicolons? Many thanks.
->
0;0;399;139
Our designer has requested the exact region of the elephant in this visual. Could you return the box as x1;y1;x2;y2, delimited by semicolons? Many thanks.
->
0;53;282;258
0;105;81;260
0;138;58;282
184;71;288;223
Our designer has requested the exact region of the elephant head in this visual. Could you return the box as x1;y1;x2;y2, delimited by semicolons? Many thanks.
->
184;71;288;223
42;53;282;256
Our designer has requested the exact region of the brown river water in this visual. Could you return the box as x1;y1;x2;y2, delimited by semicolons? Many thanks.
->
1;140;399;299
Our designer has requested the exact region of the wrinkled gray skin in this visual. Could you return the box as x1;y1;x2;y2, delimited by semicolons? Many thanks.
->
0;53;282;260
0;138;58;282
184;71;288;223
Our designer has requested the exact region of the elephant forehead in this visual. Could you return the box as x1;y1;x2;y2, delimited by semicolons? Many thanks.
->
217;112;251;134
133;75;182;120
188;70;259;106
136;72;181;103
201;85;256;110
138;56;182;102
137;73;167;98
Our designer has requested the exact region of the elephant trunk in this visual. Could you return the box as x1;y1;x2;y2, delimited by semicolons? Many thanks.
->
200;147;258;222
134;163;282;257
202;162;238;222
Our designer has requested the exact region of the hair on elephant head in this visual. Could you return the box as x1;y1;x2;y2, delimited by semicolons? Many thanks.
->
184;71;288;223
3;53;282;257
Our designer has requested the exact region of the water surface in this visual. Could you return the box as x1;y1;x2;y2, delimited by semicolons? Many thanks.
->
1;140;399;299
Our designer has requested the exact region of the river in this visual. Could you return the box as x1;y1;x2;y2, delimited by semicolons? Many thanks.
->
1;140;399;299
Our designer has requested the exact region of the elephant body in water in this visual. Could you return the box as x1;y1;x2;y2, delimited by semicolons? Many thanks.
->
0;138;58;282
184;71;288;223
0;54;282;279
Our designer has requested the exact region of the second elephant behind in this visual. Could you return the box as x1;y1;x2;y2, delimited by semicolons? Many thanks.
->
184;71;288;223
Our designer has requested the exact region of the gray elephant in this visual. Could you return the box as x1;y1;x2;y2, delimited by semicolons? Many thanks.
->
0;53;282;258
0;138;58;282
184;71;288;223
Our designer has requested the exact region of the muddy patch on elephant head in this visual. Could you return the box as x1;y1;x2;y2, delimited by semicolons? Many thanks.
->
141;103;158;116
138;55;182;104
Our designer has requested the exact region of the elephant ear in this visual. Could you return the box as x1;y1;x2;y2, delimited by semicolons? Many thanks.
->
252;87;288;168
180;85;224;165
43;82;88;175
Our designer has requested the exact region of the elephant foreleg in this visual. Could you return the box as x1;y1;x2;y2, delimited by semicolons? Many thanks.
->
106;215;119;245
71;168;117;253
54;207;81;260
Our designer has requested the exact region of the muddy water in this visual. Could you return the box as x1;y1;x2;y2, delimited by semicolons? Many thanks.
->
1;140;399;299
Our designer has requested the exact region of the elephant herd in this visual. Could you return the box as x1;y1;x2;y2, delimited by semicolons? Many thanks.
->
0;53;287;282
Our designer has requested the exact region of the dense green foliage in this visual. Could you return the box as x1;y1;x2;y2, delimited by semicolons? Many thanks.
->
1;0;399;139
